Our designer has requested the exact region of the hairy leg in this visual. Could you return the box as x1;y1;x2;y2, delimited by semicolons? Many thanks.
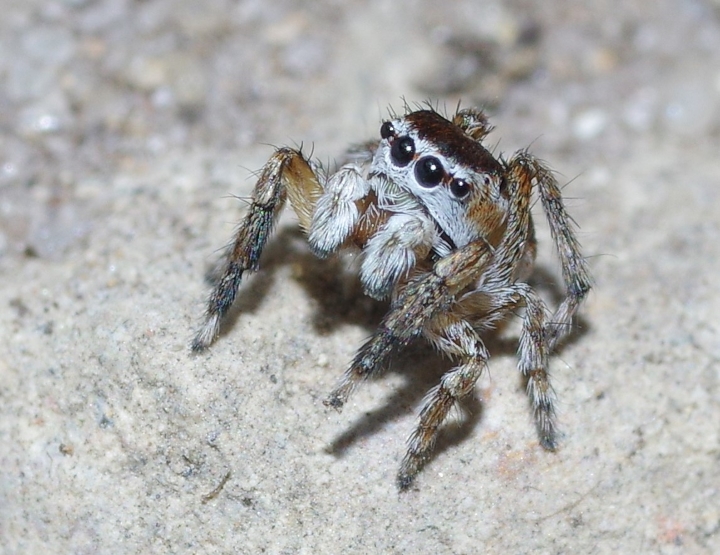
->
325;239;492;409
510;283;557;449
359;212;435;300
307;163;370;258
461;282;558;451
513;154;592;351
398;313;489;489
192;148;322;351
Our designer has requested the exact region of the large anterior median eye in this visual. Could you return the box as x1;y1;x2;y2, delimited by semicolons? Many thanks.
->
415;156;444;187
390;136;415;166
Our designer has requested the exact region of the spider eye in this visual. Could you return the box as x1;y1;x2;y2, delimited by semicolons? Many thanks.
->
380;121;395;140
450;178;471;198
390;136;415;166
415;156;444;188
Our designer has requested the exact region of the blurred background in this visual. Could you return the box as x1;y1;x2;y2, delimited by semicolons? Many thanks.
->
3;0;719;261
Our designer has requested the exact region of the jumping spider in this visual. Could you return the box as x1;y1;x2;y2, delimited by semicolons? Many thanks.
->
192;105;591;489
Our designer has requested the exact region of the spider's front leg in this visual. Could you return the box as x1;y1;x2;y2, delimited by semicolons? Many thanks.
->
192;147;373;352
324;239;492;410
192;148;323;351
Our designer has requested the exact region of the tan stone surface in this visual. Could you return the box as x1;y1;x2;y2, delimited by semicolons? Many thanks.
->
1;1;719;553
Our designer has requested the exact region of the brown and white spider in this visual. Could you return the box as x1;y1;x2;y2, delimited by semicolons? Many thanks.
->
192;105;591;489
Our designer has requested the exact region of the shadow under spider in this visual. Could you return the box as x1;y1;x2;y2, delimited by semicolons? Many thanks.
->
202;223;591;467
203;225;389;342
324;342;487;460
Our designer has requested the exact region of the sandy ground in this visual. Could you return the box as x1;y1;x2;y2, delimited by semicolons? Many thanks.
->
2;0;720;553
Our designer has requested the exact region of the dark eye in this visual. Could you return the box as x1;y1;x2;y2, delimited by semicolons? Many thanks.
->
380;121;395;140
415;156;444;188
450;178;471;198
390;136;415;166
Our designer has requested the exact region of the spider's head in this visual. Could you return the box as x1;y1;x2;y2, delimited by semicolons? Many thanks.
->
370;109;508;251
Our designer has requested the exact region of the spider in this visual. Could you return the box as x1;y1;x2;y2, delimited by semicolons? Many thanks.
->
192;104;591;489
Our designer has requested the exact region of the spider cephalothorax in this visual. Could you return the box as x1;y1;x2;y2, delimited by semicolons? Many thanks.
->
192;105;591;489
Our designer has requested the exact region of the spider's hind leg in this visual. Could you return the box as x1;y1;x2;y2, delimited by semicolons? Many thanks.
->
192;148;323;351
398;312;489;489
502;153;592;448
